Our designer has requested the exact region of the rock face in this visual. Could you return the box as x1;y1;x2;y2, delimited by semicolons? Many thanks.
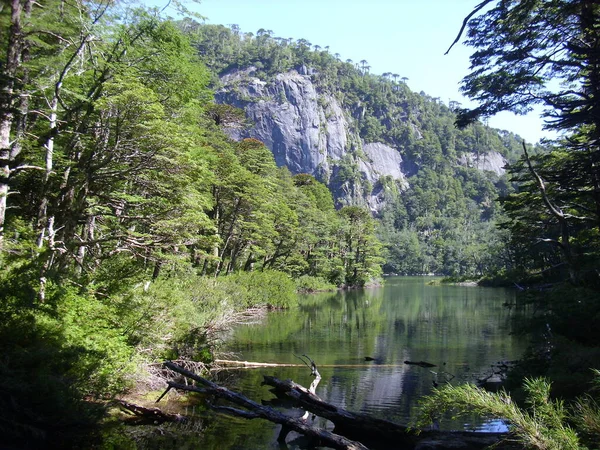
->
358;143;408;211
216;67;503;211
458;151;507;176
216;68;406;211
217;68;349;180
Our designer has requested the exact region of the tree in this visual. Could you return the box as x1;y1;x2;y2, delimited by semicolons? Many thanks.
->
359;59;368;75
2;4;216;295
452;0;600;284
0;0;31;246
337;206;383;286
452;0;600;136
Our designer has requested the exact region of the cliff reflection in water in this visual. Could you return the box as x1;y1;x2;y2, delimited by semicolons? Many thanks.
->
178;276;525;449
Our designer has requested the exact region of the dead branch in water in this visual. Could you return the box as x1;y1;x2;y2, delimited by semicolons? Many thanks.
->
214;359;411;369
159;361;516;450
262;376;512;449
214;359;304;368
115;399;186;424
161;361;368;450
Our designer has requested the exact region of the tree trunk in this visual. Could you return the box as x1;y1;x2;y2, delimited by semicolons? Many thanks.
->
580;0;600;232
162;361;515;450
522;142;578;284
0;0;31;247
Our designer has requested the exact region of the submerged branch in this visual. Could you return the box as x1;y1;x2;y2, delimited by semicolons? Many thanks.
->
162;361;368;450
161;361;512;450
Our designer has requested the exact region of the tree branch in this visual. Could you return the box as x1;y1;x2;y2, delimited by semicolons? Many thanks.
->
9;164;47;174
445;0;495;55
522;141;565;220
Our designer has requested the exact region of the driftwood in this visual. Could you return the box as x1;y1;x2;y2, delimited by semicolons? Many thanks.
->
115;399;185;424
215;359;408;369
215;359;304;368
162;361;368;450
262;376;516;449
160;361;519;450
404;360;437;368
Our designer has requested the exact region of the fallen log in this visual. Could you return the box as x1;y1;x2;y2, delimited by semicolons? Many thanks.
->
161;361;519;450
262;376;513;449
215;359;304;368
404;360;437;368
214;359;404;369
115;399;185;424
162;361;368;450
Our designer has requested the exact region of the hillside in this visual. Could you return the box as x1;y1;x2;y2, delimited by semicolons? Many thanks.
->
186;22;529;276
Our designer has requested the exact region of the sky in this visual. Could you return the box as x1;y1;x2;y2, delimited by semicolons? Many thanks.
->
160;0;552;144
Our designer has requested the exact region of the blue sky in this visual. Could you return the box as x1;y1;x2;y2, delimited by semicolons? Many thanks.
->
160;0;551;144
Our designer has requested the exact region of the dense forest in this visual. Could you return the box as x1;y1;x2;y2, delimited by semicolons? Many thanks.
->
1;0;600;449
0;2;383;446
190;21;530;277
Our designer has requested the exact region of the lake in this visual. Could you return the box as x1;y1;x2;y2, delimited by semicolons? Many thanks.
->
146;276;527;449
185;277;526;450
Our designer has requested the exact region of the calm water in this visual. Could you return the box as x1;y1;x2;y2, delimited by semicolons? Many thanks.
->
148;277;526;449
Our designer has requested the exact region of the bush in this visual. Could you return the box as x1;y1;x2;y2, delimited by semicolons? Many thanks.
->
123;270;297;362
295;275;337;292
414;378;583;450
219;270;297;308
0;277;128;448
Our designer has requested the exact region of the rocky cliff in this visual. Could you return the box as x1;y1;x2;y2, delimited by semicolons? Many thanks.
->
218;68;349;179
215;67;507;211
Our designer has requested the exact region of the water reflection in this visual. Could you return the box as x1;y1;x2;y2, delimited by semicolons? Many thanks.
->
163;277;525;448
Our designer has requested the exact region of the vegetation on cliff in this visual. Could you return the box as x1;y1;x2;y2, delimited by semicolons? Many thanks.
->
186;21;538;277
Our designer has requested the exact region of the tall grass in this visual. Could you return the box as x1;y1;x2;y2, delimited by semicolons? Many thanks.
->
414;378;584;450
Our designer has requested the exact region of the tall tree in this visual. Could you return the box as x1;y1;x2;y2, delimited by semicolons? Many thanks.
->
452;0;600;284
0;0;33;246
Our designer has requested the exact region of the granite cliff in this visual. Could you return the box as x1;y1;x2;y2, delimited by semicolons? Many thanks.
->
215;66;508;212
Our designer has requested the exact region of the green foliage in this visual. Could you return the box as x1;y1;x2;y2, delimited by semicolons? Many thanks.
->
0;273;131;447
222;270;298;309
414;378;582;450
573;375;600;446
294;275;337;293
116;270;297;362
379;167;512;276
50;287;138;394
337;206;384;286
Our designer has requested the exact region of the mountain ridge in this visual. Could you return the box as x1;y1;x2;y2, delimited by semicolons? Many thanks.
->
189;22;530;275
215;65;509;211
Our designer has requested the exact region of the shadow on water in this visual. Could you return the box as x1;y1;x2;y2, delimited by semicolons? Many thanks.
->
126;276;527;449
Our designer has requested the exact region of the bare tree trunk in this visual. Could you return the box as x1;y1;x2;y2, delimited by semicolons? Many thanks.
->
0;0;31;248
522;142;578;283
37;30;91;248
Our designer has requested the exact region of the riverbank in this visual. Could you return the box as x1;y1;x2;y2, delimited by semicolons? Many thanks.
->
0;268;300;449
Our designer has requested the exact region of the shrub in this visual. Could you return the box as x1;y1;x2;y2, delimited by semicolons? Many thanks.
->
414;378;582;450
123;270;297;362
295;275;337;293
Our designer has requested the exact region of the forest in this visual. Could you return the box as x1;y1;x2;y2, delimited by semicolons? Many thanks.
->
192;19;531;277
1;0;600;449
